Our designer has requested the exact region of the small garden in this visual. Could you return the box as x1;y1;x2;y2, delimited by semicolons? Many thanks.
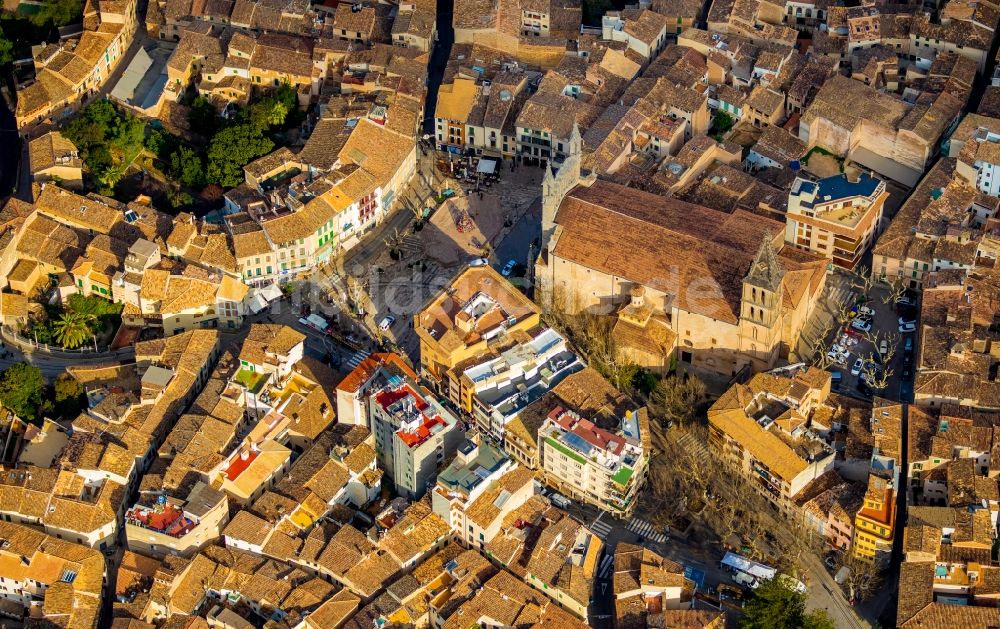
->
23;294;123;350
710;111;736;140
62;83;304;212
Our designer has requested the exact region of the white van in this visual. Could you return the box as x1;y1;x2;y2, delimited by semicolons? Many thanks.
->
733;572;758;588
550;493;571;509
835;567;850;585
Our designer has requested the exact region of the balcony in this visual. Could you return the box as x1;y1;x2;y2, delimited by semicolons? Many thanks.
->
519;135;551;147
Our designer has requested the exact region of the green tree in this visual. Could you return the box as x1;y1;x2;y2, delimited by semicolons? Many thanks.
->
167;188;193;208
248;96;289;129
188;96;219;137
63;101;117;150
52;311;96;349
741;579;836;629
96;163;127;191
52;373;85;418
648;374;707;428
714;111;735;133
144;128;180;158
206;123;274;188
582;0;614;26
170;145;205;188
0;364;45;421
28;0;83;27
0;26;14;67
110;111;146;153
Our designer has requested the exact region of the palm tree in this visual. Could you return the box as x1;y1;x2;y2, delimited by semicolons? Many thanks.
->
97;163;126;190
52;311;96;349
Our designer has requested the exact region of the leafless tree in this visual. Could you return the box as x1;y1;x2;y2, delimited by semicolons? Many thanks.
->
842;553;884;603
807;321;837;369
848;265;875;297
858;329;898;391
345;275;370;316
648;374;708;429
881;277;907;305
383;227;407;251
834;300;855;329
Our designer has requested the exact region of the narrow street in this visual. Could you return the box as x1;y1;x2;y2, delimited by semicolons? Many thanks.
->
422;0;454;136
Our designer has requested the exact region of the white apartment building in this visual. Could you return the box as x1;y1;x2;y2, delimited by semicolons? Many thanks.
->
461;326;582;441
368;375;464;499
785;173;888;269
431;439;536;547
537;406;648;517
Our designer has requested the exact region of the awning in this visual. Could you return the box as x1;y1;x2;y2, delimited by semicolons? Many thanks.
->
477;158;499;174
721;552;776;580
260;282;283;302
248;294;269;314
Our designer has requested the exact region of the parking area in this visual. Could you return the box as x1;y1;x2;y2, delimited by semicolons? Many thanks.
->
822;283;918;402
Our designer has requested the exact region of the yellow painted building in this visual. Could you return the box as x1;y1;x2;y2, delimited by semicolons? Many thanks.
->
415;266;541;391
853;474;896;562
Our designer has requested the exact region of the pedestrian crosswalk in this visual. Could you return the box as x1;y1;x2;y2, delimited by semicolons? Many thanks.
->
627;518;668;543
346;351;370;369
597;555;614;579
589;516;613;540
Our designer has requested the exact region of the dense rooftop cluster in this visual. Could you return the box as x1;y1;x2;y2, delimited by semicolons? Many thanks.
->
7;0;1000;623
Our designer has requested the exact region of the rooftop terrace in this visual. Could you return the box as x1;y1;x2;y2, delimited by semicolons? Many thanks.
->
125;501;196;539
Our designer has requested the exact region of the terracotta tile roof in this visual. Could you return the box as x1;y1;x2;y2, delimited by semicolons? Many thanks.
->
303;589;360;629
550;180;785;323
465;466;535;528
338;352;416;393
380;502;450;565
29;131;81;173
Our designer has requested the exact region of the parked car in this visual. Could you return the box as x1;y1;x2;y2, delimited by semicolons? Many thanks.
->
897;316;916;326
831;371;843;390
879;339;888;357
378;315;396;331
501;259;516;277
899;321;916;333
851;358;864;376
824;555;837;571
859;305;875;317
904;337;914;352
468;257;489;267
896;295;917;308
717;584;746;600
851;318;872;333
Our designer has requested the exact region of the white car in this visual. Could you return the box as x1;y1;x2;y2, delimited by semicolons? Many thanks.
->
859;305;875;317
850;318;872;333
899;321;916;333
897;316;916;326
378;315;396;331
851;358;864;376
468;257;489;267
879;339;888;356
